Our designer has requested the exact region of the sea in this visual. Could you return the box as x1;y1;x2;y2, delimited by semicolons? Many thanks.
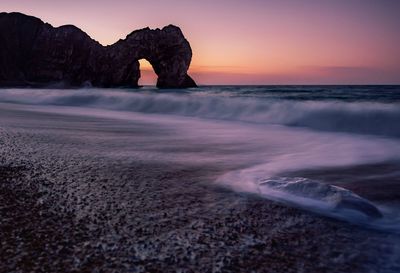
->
1;85;399;232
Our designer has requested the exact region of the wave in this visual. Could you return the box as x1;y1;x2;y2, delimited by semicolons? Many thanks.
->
1;88;400;138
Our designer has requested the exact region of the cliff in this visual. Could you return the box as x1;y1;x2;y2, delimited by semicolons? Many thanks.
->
0;12;197;88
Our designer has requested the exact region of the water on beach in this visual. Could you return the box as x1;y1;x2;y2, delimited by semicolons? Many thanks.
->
1;85;400;231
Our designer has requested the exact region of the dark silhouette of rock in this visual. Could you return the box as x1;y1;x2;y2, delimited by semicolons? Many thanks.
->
0;12;197;88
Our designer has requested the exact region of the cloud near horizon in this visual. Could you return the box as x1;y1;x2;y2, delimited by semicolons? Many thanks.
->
140;65;396;85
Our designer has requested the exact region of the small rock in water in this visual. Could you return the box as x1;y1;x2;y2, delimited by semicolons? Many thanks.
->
259;177;383;219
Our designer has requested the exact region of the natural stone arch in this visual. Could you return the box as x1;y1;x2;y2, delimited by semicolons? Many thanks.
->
0;13;197;88
105;25;197;88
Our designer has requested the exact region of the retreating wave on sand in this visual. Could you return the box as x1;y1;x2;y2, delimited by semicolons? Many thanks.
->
1;86;400;272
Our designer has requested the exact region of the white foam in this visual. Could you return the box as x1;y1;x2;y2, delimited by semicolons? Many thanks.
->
1;88;400;138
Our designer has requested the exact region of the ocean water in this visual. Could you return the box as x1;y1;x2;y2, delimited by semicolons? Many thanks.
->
1;85;400;231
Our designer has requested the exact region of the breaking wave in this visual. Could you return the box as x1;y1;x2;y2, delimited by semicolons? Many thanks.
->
0;88;400;138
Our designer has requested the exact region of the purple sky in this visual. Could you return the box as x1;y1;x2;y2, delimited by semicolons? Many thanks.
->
2;0;400;84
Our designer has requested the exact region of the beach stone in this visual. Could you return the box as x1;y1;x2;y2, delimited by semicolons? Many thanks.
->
259;177;383;219
0;12;197;88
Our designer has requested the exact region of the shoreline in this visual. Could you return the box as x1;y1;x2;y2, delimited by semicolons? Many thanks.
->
1;105;399;272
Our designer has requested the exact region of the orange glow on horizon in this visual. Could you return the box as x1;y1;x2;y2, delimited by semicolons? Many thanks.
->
2;0;399;84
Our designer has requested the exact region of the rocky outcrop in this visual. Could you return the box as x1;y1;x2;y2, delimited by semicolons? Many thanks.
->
0;12;197;88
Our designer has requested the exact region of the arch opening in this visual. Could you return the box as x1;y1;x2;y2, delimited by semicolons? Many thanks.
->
138;59;158;87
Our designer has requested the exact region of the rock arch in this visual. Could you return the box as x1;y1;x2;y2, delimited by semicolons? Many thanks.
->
0;13;197;88
99;25;197;88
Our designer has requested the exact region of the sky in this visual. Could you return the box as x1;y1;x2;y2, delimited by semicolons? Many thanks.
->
1;0;400;85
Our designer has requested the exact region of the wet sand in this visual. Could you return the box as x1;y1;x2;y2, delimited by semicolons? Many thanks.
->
1;104;400;273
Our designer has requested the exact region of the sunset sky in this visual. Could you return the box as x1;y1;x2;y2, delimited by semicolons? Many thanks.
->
1;0;399;85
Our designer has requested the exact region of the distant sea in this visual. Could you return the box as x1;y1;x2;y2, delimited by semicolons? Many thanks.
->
1;85;400;231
